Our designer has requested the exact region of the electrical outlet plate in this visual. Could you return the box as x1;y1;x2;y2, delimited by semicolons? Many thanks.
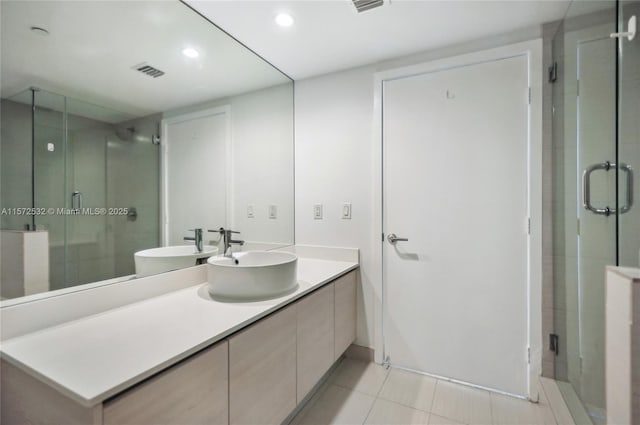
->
247;204;255;218
269;204;277;219
313;204;323;220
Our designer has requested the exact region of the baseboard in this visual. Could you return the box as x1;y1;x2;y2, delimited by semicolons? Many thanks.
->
344;344;374;362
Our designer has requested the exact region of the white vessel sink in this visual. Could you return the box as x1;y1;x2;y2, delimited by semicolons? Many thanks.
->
135;245;219;278
207;251;298;301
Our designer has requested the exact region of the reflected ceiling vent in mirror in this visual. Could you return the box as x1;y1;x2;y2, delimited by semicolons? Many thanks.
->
131;62;165;78
352;0;384;13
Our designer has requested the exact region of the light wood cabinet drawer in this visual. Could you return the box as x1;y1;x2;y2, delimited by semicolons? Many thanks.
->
296;283;334;403
334;271;357;360
103;341;228;425
229;306;297;425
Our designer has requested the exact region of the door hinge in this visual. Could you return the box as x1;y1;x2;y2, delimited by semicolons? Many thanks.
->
527;347;531;364
548;62;558;83
577;79;580;96
549;333;559;356
526;217;531;234
383;355;391;369
577;218;581;235
528;87;531;104
381;232;385;242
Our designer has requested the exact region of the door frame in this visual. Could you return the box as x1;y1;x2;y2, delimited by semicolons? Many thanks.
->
160;105;232;246
371;39;543;399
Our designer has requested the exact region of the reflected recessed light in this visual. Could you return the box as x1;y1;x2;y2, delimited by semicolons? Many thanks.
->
275;13;294;27
182;48;199;58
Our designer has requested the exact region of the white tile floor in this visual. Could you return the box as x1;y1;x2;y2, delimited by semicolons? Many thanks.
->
291;358;575;425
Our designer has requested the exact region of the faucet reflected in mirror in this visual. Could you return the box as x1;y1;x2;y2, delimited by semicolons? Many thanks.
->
184;229;204;253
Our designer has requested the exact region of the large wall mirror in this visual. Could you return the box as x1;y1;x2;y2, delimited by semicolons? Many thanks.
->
0;1;294;303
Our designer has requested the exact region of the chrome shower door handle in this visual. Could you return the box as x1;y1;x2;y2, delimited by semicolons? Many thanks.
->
619;163;633;214
71;191;83;210
387;233;408;244
582;162;611;215
582;161;634;216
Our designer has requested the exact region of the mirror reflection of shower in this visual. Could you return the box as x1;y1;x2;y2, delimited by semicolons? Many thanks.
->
0;87;161;295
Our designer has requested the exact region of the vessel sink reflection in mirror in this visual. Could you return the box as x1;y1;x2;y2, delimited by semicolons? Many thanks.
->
135;245;219;278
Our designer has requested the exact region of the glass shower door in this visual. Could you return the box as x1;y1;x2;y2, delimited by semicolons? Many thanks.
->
618;0;640;268
554;1;639;423
576;32;617;424
62;98;161;286
63;97;114;287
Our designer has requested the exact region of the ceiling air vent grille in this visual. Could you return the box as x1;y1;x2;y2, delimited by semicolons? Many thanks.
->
352;0;384;13
132;63;165;78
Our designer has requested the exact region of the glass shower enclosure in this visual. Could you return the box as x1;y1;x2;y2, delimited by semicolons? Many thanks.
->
552;0;639;423
0;88;160;295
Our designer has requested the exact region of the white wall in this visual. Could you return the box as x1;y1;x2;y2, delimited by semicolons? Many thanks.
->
295;27;550;350
295;65;376;347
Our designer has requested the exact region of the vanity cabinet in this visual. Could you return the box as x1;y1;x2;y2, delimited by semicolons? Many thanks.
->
296;283;335;402
334;270;357;360
103;340;228;425
1;269;358;425
229;304;297;425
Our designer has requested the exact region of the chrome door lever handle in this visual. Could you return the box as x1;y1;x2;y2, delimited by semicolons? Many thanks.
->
387;233;408;244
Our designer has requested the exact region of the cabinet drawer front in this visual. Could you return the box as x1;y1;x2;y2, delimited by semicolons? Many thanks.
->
334;271;357;359
229;306;296;425
103;341;228;425
297;284;334;402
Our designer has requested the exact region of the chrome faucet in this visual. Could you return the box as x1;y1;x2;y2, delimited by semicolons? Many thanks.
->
209;227;244;257
184;228;203;252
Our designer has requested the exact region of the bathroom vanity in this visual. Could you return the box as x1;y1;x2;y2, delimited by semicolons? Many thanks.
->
0;248;358;425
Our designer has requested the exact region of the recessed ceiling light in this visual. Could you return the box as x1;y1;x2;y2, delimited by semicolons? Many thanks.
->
182;48;199;58
30;26;49;36
274;13;294;27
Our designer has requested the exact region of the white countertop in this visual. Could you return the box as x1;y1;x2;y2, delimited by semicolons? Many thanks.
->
0;258;358;407
607;266;640;281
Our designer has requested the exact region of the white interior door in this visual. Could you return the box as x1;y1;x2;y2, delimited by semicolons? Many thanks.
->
162;108;229;246
382;55;530;396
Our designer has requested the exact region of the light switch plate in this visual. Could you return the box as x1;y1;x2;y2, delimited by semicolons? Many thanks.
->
269;204;277;219
313;204;323;220
342;203;352;219
247;204;255;218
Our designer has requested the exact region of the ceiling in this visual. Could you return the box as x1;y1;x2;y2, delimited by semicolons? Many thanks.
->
0;1;290;120
187;0;573;80
1;0;578;120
